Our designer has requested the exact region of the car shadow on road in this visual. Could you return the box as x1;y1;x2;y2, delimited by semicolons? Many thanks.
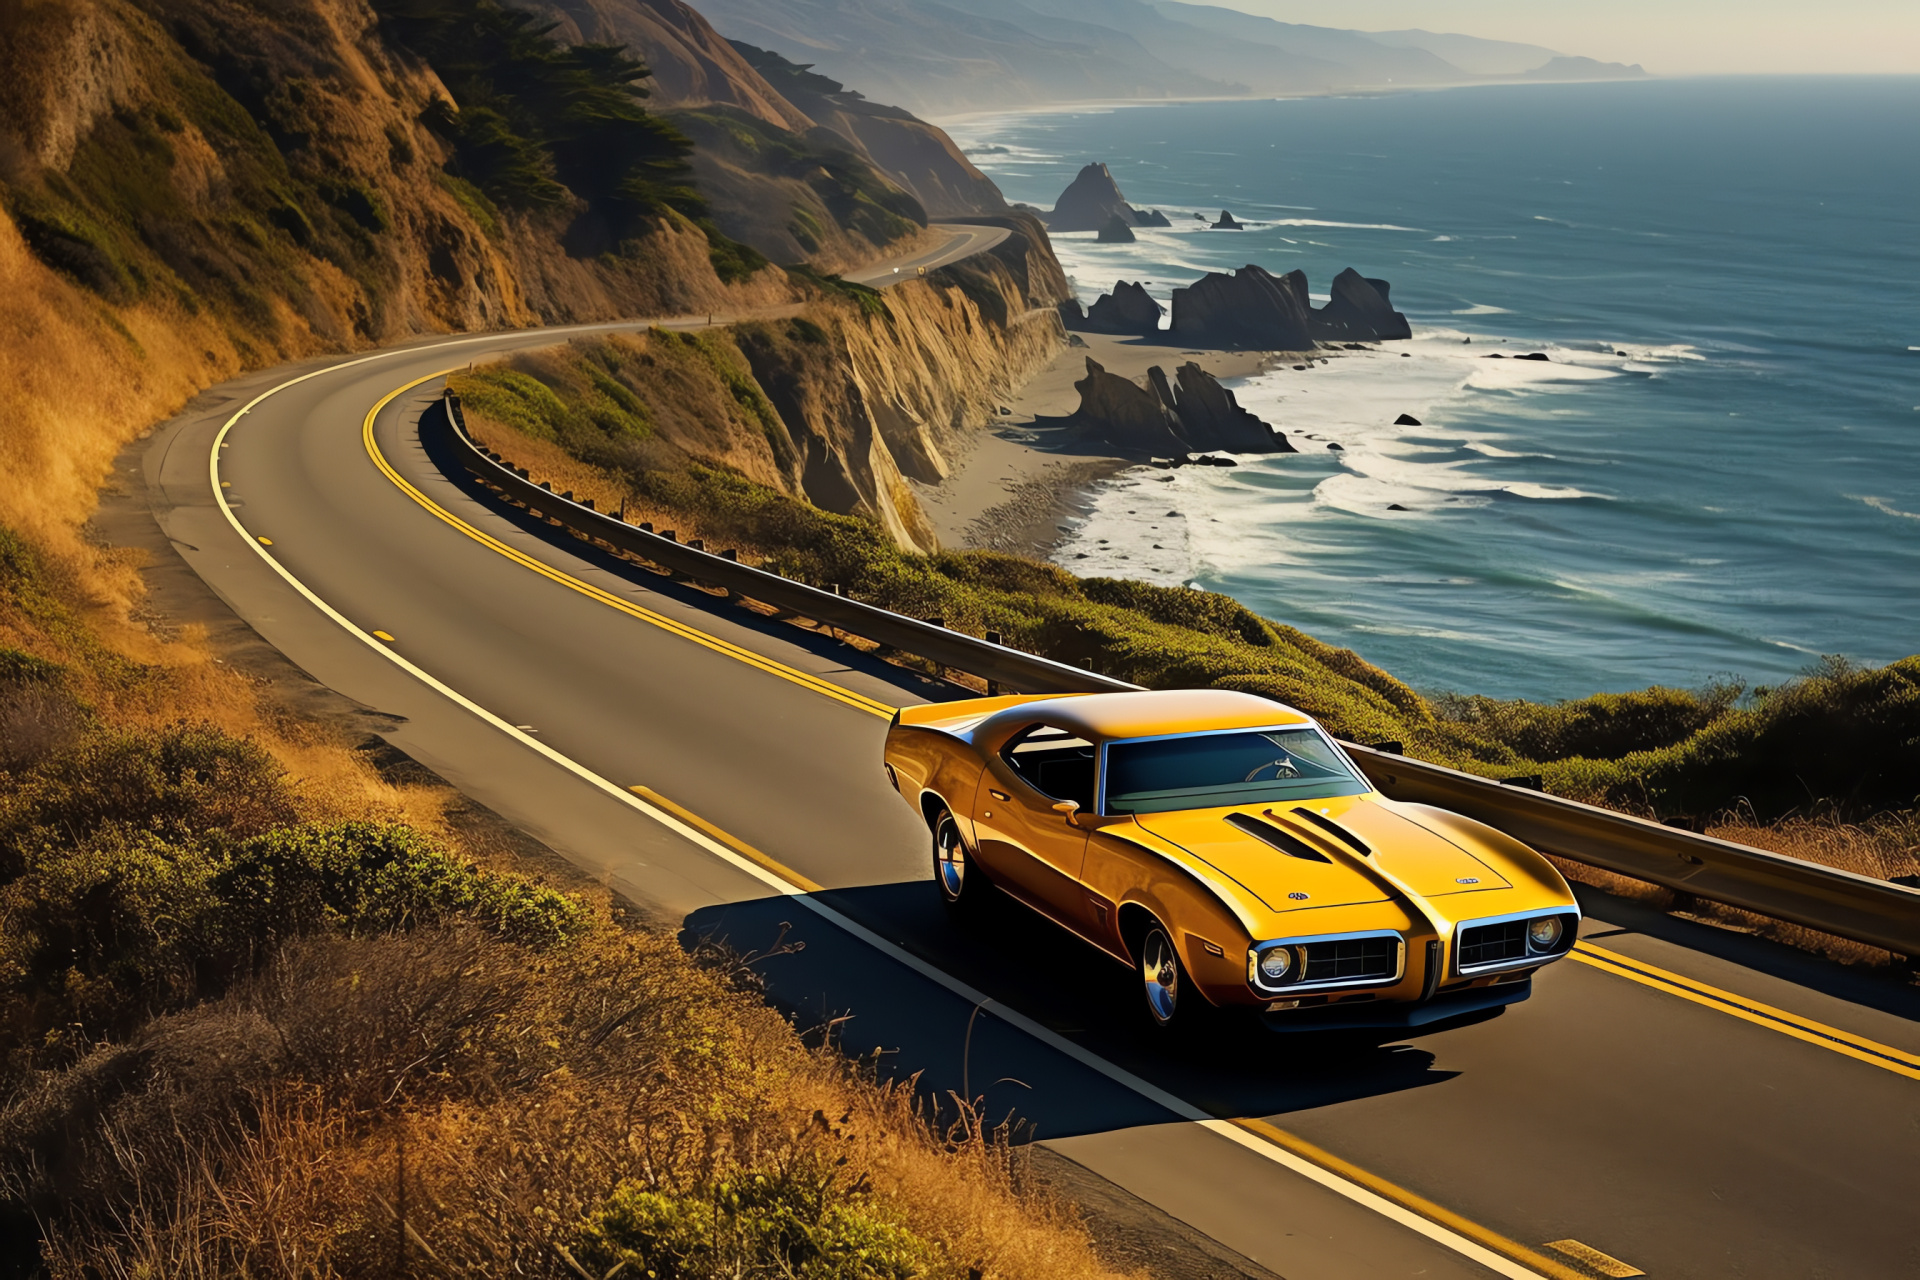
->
682;881;1463;1143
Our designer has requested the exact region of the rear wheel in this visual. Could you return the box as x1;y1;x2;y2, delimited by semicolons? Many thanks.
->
931;805;986;910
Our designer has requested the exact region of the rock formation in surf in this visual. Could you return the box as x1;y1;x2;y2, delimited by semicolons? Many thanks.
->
1070;358;1191;453
1156;362;1295;453
1079;281;1163;336
1211;210;1244;229
1069;358;1293;454
1308;268;1412;341
1169;264;1315;350
1043;162;1172;231
1097;214;1137;243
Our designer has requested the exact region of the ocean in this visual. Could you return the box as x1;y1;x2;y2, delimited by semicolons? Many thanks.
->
945;77;1920;701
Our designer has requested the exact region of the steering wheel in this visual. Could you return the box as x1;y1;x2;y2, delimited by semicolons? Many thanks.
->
1244;757;1302;782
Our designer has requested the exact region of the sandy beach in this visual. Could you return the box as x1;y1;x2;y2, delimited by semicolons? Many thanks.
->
912;330;1273;559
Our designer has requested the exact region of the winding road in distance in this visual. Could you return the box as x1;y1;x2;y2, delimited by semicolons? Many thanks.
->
139;223;1920;1280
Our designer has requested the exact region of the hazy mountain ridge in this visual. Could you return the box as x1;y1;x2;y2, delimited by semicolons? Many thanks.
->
685;0;1643;116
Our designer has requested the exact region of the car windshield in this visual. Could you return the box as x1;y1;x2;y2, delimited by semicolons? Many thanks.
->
1104;728;1368;815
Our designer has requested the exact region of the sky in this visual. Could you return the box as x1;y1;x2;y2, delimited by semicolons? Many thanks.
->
1230;0;1920;75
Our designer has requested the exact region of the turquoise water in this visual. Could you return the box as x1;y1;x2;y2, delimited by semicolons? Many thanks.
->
947;78;1920;700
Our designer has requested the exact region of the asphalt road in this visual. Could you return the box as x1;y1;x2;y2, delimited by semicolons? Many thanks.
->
843;222;1011;285
140;289;1920;1276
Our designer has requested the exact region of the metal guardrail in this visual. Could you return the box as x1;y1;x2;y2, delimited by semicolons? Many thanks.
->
436;394;1920;958
1341;745;1920;958
436;395;1132;697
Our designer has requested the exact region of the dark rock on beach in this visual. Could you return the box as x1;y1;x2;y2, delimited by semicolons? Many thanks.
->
1070;358;1190;454
1069;357;1294;455
1170;264;1315;350
1154;362;1296;453
1097;214;1137;243
1309;268;1412;342
1394;413;1422;426
1080;281;1163;336
1517;352;1551;361
1211;210;1244;229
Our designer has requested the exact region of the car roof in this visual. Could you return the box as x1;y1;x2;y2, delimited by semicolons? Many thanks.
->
984;688;1314;741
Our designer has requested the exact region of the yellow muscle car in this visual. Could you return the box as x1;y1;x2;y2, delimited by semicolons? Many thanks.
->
883;688;1580;1032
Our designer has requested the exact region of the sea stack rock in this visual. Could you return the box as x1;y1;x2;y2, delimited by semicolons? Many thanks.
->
1069;358;1189;454
1170;264;1314;350
1153;363;1295;453
1097;214;1137;243
1310;268;1412;341
1211;210;1244;229
1043;162;1168;232
1081;281;1163;336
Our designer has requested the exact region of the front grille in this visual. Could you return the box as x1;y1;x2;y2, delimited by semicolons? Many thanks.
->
1300;937;1399;983
1458;920;1528;968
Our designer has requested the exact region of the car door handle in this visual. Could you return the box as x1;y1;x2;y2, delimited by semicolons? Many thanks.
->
989;789;1010;802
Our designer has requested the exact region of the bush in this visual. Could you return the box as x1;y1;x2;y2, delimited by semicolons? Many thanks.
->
0;812;586;1058
216;821;590;950
578;1167;938;1280
0;723;299;879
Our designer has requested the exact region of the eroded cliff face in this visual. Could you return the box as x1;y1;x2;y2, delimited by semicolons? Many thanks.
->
739;215;1067;550
461;215;1068;554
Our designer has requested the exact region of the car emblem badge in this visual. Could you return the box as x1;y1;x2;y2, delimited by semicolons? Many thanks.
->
1456;877;1480;884
1287;891;1310;900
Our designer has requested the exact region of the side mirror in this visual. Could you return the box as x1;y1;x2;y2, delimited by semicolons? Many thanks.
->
1052;800;1081;826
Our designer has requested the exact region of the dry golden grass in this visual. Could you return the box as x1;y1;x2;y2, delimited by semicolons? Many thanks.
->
15;927;1136;1280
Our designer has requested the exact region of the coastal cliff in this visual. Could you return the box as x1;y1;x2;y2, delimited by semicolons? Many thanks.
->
462;216;1069;552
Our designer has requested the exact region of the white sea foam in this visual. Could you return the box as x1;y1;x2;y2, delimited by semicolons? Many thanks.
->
1854;495;1920;521
1451;303;1512;315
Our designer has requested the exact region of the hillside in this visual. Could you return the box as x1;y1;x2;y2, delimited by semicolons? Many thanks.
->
0;0;1118;1272
686;0;1642;116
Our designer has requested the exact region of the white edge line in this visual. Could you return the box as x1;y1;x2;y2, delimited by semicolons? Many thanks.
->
208;342;1546;1280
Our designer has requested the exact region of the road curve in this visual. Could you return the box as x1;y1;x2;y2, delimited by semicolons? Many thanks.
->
139;322;1920;1279
846;222;1012;286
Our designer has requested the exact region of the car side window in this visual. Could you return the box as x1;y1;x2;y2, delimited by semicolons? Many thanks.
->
1001;724;1097;810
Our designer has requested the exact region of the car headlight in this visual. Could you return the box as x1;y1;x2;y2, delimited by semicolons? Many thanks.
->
1257;946;1293;983
1526;916;1565;952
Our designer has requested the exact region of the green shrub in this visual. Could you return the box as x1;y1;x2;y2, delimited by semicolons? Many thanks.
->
0;723;298;878
0;830;223;1036
216;821;589;949
578;1167;937;1280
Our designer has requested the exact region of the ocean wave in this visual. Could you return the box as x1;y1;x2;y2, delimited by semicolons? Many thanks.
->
1853;495;1920;521
1450;303;1513;315
1260;218;1425;232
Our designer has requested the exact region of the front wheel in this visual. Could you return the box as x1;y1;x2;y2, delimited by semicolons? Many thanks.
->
931;806;988;910
1138;922;1196;1029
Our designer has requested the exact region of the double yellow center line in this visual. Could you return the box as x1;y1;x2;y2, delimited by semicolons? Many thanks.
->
361;373;893;721
1571;942;1920;1081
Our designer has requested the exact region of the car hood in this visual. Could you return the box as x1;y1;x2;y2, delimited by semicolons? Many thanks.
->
1134;796;1509;913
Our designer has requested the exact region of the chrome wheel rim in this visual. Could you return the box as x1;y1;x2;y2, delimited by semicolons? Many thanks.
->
935;815;966;900
1141;927;1179;1024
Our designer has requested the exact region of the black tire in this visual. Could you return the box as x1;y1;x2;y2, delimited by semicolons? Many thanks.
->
931;805;988;910
1136;921;1200;1031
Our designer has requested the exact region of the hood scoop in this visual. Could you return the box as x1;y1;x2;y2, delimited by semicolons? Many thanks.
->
1224;813;1329;862
1289;807;1371;857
